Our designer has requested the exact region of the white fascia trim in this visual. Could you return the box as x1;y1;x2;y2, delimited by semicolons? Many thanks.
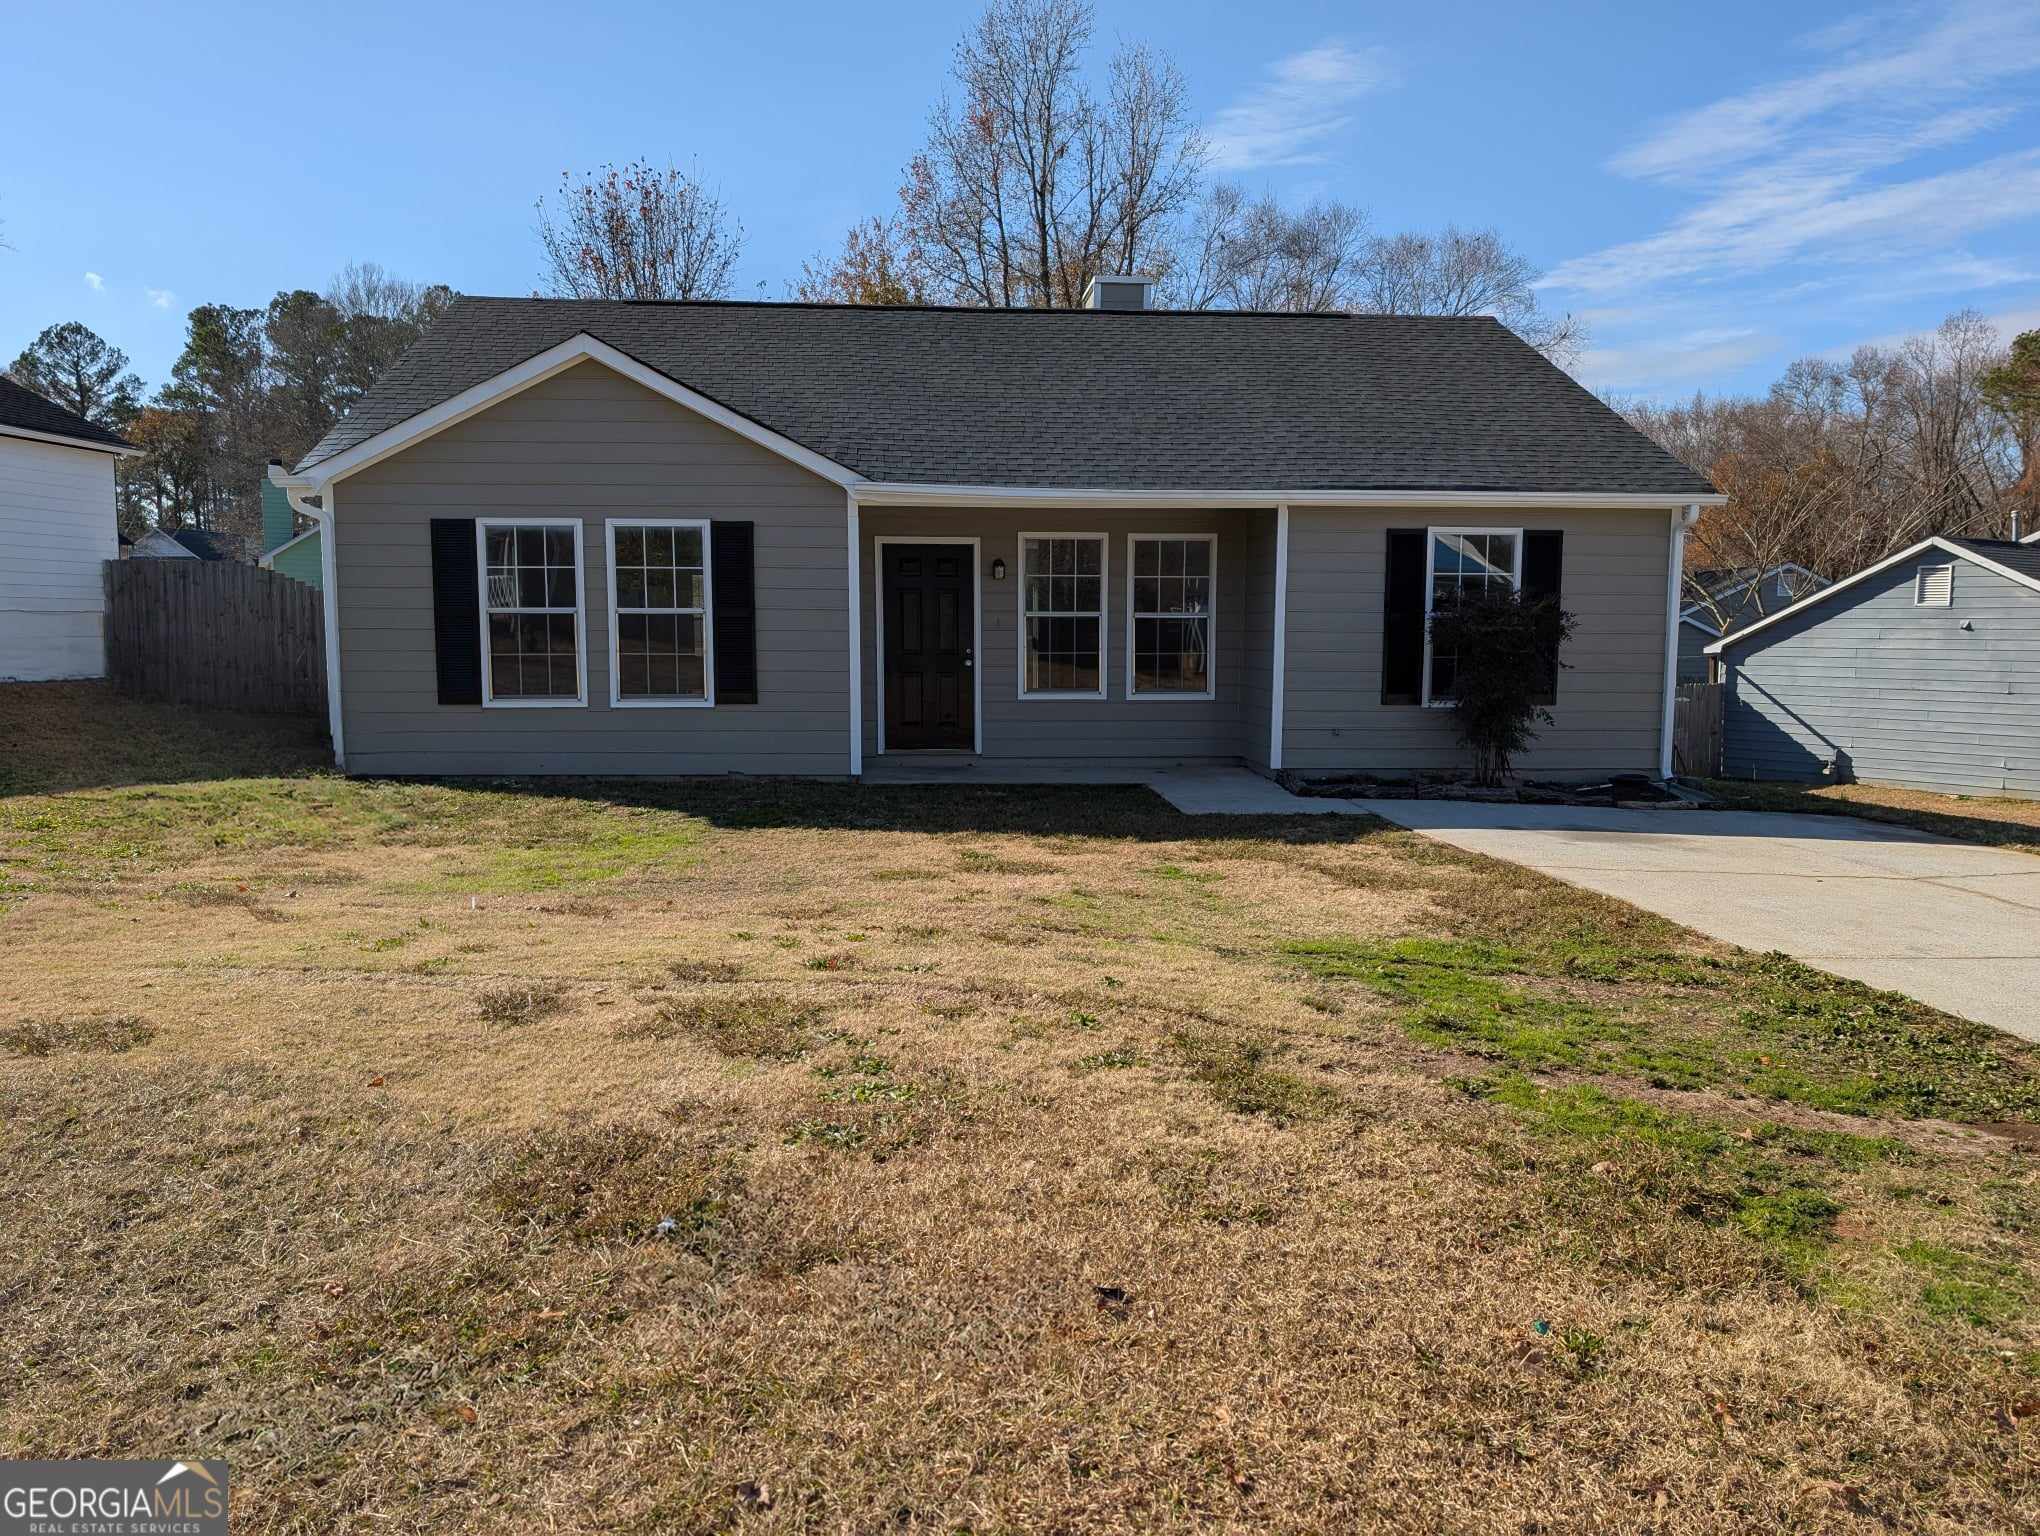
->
0;424;141;456
855;484;1729;511
280;481;344;768
259;524;321;568
1659;505;1701;779
2023;527;2040;545
287;333;863;492
1678;612;1722;638
1705;535;2040;655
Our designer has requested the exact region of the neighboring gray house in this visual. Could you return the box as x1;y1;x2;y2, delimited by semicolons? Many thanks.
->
1678;564;1827;683
1709;537;2040;797
267;291;1722;782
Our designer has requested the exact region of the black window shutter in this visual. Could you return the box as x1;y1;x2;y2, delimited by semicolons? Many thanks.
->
1522;530;1564;705
712;520;758;704
1381;528;1426;705
429;518;482;705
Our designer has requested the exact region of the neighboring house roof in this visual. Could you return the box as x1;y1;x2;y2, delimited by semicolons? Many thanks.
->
1678;562;1827;636
0;374;137;453
169;526;234;561
130;528;195;558
259;524;320;566
1708;537;2040;655
1948;536;2040;581
295;296;1719;498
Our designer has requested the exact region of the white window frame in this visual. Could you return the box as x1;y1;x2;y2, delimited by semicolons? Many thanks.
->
1125;532;1218;702
1421;525;1524;709
476;517;588;709
1016;532;1109;700
1914;564;1954;607
604;518;715;709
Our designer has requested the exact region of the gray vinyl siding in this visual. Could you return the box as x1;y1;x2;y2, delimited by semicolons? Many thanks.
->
858;508;1275;764
1281;508;1672;777
1719;553;2040;797
1677;619;1716;683
335;360;850;776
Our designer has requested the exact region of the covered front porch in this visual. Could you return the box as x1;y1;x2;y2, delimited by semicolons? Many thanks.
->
854;506;1281;776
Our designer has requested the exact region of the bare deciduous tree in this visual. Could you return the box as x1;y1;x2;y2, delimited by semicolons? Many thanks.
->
898;0;1204;308
1169;185;1370;312
537;160;743;301
1359;226;1584;367
1623;310;2028;599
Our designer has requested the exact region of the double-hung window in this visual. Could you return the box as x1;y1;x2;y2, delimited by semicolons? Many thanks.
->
1423;528;1521;705
1128;534;1215;698
1019;533;1106;697
607;519;713;706
479;519;586;706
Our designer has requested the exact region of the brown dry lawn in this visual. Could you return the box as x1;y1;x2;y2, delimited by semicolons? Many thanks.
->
5;682;2040;1534
1701;777;2040;857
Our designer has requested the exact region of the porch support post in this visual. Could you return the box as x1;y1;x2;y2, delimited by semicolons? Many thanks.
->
1270;502;1290;772
1658;502;1700;780
846;491;863;777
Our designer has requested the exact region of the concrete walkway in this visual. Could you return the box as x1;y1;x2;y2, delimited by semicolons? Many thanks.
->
1351;799;2040;1042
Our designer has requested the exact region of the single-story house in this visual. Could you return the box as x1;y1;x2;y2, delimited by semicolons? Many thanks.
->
268;288;1723;781
0;375;137;681
258;473;322;588
131;525;237;561
1678;563;1827;683
1708;536;2040;797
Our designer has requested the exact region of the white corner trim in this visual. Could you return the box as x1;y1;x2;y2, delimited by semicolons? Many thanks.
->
0;423;142;457
476;517;590;708
1704;535;2040;655
1270;504;1289;771
1015;532;1109;700
602;518;714;709
281;482;344;769
1659;504;1701;779
1125;532;1218;701
872;535;983;755
846;494;863;776
293;332;863;492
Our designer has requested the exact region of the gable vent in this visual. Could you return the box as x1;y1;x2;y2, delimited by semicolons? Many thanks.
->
1915;564;1954;607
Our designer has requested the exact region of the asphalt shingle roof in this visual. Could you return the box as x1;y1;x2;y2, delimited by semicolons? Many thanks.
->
1951;538;2040;583
0;375;135;451
298;297;1717;497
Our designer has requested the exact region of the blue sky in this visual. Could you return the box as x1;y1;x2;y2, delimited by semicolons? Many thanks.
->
4;0;2038;401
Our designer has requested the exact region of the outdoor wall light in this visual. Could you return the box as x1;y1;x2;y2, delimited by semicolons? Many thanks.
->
991;557;1008;580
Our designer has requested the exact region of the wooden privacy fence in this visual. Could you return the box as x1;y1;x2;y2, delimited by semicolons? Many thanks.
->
105;558;326;717
1672;681;1722;778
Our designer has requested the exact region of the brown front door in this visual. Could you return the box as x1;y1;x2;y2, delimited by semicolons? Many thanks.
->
883;543;974;750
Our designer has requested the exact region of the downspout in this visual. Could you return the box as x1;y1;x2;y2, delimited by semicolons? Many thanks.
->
1657;503;1702;781
267;461;343;769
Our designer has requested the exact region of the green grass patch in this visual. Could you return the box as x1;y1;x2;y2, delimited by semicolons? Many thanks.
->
1474;1075;1898;1275
1895;1242;2031;1329
1286;938;2040;1123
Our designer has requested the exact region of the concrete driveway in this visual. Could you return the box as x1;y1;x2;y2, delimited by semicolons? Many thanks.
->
1350;800;2040;1042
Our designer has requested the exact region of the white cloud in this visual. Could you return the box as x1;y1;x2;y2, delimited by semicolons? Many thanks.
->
1544;3;2040;304
83;271;103;291
146;288;173;309
1206;42;1394;171
1612;1;2040;182
1576;326;1778;393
